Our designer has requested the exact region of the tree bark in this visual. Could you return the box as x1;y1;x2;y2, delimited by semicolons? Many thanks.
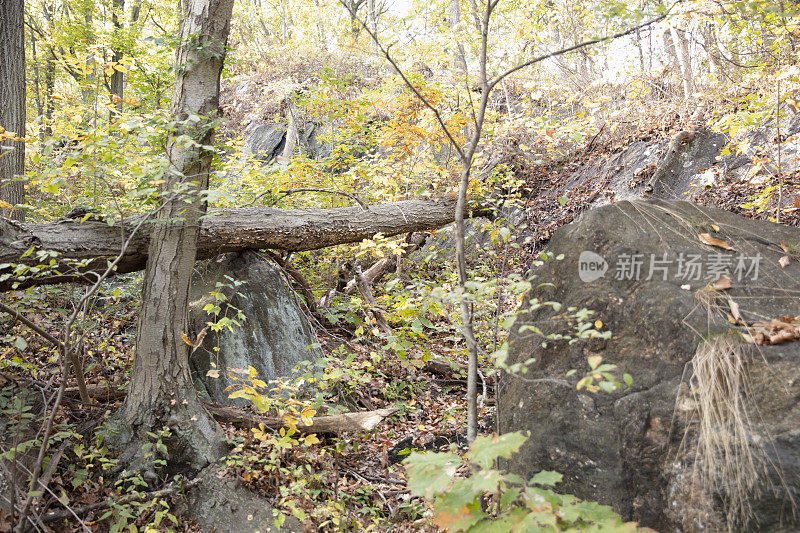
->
0;0;26;221
0;197;469;290
109;0;235;471
109;0;126;120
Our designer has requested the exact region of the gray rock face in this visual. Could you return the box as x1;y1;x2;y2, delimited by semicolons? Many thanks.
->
411;217;492;263
500;200;800;531
245;123;287;162
188;251;321;405
244;122;333;163
551;129;728;207
185;465;302;532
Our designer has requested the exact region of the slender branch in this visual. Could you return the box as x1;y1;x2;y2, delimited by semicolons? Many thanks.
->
0;301;62;348
278;188;368;209
337;0;466;160
487;3;683;93
14;357;70;533
15;206;162;527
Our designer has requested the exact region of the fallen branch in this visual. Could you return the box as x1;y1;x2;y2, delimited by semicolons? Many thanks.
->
645;100;707;194
206;405;399;434
343;232;428;295
0;197;477;290
353;264;393;336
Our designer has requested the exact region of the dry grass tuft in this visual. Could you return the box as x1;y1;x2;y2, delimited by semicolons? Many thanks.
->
683;335;767;531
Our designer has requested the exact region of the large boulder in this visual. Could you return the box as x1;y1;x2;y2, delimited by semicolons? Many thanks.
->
188;251;321;405
244;123;287;162
244;122;333;163
500;199;800;531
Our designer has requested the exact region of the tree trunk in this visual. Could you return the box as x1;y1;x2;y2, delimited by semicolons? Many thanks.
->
668;26;693;99
110;0;235;471
109;0;126;121
450;0;468;74
367;0;379;53
0;196;470;291
41;2;56;139
0;0;26;221
30;24;44;145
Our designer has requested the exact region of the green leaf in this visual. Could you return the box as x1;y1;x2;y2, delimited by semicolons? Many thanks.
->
470;469;504;493
432;478;485;531
465;432;528;469
13;336;28;351
529;470;562;486
403;451;461;498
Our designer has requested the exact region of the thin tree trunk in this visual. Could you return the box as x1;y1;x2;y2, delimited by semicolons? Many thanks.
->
451;0;468;74
635;28;645;73
109;0;126;121
367;0;379;53
112;0;235;470
670;25;693;99
41;2;56;138
0;0;26;221
30;24;44;145
279;99;300;167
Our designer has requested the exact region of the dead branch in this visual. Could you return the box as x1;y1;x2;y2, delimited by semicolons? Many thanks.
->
206;405;398;434
0;197;475;291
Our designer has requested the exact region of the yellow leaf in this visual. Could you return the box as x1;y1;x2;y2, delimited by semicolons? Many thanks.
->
303;434;320;446
0;200;12;209
181;332;193;346
587;355;602;370
114;64;127;73
300;406;316;426
283;414;299;427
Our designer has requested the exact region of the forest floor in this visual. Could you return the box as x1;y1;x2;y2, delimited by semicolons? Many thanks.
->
2;119;798;531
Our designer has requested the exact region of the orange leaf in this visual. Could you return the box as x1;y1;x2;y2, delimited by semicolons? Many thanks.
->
698;233;736;251
708;275;732;291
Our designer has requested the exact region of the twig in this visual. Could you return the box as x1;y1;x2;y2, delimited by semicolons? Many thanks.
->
353;264;393;336
39;478;202;524
487;3;683;93
0;302;61;348
246;187;368;209
262;251;320;313
14;356;70;533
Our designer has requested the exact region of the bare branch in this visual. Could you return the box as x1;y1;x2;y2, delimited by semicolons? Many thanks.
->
337;0;466;159
488;4;682;93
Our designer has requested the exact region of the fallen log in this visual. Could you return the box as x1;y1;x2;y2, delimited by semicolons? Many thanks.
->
0;197;477;290
206;404;398;434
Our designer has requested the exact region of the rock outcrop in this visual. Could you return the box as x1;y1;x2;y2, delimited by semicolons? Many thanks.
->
500;199;800;531
245;122;332;162
188;251;321;405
